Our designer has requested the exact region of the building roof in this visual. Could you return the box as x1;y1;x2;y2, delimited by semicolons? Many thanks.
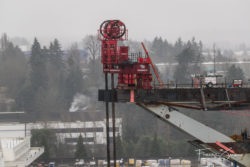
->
0;111;106;123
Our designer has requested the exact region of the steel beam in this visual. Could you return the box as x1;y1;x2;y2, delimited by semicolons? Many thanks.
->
137;103;250;166
137;103;234;143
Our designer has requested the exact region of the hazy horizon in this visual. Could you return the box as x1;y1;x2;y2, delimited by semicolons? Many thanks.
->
1;0;250;49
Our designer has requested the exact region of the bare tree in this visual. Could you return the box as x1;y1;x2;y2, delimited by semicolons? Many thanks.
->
82;35;100;61
82;35;103;88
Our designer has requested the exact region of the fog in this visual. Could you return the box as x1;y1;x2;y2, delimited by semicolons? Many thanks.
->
1;0;250;163
0;0;250;48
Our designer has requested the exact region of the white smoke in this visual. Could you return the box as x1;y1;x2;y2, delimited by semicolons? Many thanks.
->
69;93;91;112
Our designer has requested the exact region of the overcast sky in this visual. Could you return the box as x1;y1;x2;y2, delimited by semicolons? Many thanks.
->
0;0;249;48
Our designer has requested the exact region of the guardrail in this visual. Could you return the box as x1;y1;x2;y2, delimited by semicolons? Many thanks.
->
13;137;30;160
151;83;250;89
25;147;44;166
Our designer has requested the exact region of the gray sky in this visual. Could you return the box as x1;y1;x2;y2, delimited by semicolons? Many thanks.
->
0;0;250;48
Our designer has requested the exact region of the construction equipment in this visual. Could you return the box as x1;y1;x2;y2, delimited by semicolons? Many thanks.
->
98;20;250;167
233;80;243;88
141;42;163;88
99;20;162;89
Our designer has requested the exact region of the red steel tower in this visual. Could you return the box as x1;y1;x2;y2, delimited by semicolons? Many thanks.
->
99;20;153;89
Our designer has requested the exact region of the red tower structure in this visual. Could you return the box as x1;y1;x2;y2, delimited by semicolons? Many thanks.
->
99;20;153;89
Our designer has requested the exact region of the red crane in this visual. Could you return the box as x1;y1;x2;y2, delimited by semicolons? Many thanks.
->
141;42;164;88
99;20;163;89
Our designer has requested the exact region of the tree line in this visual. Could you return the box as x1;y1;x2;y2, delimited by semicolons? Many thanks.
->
0;34;86;118
0;34;246;114
149;37;245;83
16;38;84;119
0;33;248;162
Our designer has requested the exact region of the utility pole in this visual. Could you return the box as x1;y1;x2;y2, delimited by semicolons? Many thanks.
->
105;73;111;167
213;43;216;75
111;73;117;167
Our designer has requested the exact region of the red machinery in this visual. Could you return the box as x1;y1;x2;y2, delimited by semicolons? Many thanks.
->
99;20;153;89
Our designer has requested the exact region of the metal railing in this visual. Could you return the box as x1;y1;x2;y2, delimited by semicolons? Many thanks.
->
151;82;250;89
128;52;145;63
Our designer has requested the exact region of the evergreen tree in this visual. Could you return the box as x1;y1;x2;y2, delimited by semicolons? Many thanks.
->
226;65;245;82
124;140;135;157
174;38;203;83
116;134;125;159
123;118;138;143
75;134;88;159
150;134;161;158
31;129;57;162
65;44;84;108
174;37;184;57
174;47;194;83
30;38;48;90
151;37;165;62
46;39;67;113
135;136;151;158
16;38;48;112
47;39;65;89
49;39;64;69
0;33;28;97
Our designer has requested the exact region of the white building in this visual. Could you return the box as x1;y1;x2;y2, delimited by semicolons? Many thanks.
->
0;137;44;167
0;111;122;165
0;118;122;145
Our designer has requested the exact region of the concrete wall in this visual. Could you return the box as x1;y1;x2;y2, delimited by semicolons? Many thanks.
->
0;137;30;161
0;124;25;138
